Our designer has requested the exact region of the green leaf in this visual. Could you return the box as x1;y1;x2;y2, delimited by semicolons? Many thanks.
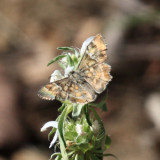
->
58;104;73;160
58;103;65;112
67;54;74;66
55;155;62;160
105;135;111;149
65;131;77;140
89;107;105;146
67;151;75;157
75;154;85;160
58;128;68;160
50;152;61;160
47;55;67;66
90;101;107;112
84;153;90;160
71;142;93;154
103;153;118;159
57;47;75;51
72;104;84;117
58;61;66;69
58;107;68;159
75;53;83;70
89;107;102;124
48;127;56;140
89;91;108;112
84;104;92;126
71;54;78;66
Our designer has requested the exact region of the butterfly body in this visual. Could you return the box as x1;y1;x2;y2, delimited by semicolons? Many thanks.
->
68;71;84;84
38;34;112;104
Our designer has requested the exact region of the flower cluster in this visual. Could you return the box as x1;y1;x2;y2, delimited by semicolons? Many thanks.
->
41;104;109;160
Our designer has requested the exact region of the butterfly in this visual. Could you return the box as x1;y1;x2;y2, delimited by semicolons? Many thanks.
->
38;34;112;104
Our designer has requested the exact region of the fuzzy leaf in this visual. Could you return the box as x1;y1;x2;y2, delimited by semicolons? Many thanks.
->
67;54;74;66
71;55;78;66
58;103;65;112
47;55;67;66
48;128;57;140
57;61;66;69
58;105;72;160
58;108;68;159
72;104;84;117
50;152;61;160
57;47;75;51
105;135;111;149
75;154;85;160
84;105;92;126
55;155;62;160
70;142;93;154
89;107;102;124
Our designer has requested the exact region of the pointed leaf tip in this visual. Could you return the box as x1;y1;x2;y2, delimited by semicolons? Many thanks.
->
47;55;67;66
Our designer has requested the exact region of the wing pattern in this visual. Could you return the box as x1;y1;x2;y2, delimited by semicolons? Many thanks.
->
80;63;111;93
38;78;96;103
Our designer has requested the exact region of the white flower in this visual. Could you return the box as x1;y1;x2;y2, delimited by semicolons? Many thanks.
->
50;70;64;83
64;66;74;77
76;124;84;136
41;121;58;148
90;120;100;134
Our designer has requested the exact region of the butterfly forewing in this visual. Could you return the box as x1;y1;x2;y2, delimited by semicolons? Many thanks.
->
79;34;107;71
78;34;111;94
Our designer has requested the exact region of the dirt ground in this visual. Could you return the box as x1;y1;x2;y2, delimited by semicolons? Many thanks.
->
0;0;160;160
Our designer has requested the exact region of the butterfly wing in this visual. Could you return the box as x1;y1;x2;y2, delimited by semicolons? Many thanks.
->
38;78;69;101
67;81;97;103
38;77;96;103
80;63;112;93
78;34;107;71
78;34;112;93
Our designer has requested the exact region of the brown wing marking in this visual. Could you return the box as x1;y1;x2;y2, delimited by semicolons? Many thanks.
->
79;34;107;71
38;82;67;101
38;78;97;104
61;80;96;103
81;63;112;93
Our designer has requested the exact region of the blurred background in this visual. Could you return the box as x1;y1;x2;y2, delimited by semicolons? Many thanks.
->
0;0;160;160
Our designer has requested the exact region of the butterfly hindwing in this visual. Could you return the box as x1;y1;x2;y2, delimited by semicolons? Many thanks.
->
38;77;97;103
80;63;112;93
38;81;67;101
